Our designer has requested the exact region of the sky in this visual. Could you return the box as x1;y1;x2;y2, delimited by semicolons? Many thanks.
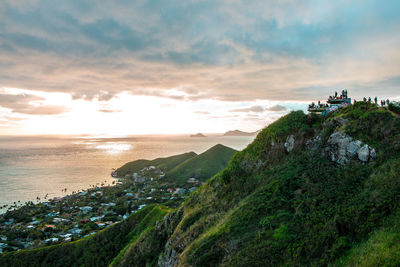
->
0;0;399;136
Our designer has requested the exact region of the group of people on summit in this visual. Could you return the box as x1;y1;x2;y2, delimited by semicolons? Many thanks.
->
357;97;390;107
328;89;348;100
309;89;393;113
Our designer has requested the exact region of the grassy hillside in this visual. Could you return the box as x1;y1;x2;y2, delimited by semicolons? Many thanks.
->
0;205;171;266
3;102;400;266
165;144;237;185
116;152;197;177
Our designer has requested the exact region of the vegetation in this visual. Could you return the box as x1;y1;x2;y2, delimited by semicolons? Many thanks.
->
0;205;170;266
116;152;196;177
2;103;400;266
165;144;237;185
389;101;400;115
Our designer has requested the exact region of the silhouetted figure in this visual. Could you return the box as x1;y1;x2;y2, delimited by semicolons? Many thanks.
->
368;97;371;102
387;99;390;105
335;91;338;97
363;97;367;102
374;97;377;104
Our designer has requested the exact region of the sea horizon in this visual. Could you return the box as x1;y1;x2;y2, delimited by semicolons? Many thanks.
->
0;135;254;211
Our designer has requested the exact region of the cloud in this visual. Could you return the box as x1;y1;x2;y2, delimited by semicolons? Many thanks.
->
0;0;399;105
98;109;121;113
230;105;265;113
0;93;67;115
266;105;287;112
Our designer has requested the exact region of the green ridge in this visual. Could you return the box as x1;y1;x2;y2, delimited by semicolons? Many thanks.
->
165;144;237;185
116;151;197;177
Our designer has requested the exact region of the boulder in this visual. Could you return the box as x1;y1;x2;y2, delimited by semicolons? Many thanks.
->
370;148;377;159
347;140;363;158
357;145;370;162
325;131;376;165
284;135;295;153
326;132;353;164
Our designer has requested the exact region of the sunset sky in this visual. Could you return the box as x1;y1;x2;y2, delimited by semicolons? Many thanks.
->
0;0;399;136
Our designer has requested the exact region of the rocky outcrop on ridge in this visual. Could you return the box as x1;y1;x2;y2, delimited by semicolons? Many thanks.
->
324;131;376;165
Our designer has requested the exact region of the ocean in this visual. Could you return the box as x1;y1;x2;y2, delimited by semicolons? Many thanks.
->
0;135;254;209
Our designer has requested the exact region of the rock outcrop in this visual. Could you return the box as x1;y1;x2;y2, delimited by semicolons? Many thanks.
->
284;135;295;153
324;131;376;164
305;135;322;153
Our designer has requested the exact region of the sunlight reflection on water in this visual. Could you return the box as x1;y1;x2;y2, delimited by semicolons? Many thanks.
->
94;143;132;154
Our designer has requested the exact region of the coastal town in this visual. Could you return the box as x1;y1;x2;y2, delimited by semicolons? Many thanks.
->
0;165;202;254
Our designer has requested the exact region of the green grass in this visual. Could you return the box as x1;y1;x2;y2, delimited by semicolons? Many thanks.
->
110;205;172;266
0;205;170;267
116;152;197;177
165;144;237;185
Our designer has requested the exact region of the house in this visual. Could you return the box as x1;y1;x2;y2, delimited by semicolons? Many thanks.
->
60;233;72;238
80;219;89;224
42;224;56;231
69;228;82;235
79;206;93;213
101;202;116;207
96;223;106;228
90;216;104;222
167;188;174;193
187;178;198;184
45;238;59;243
174;188;186;195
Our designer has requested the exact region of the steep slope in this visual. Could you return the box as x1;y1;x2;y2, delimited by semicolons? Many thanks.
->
2;102;400;266
125;102;400;266
0;205;171;266
165;144;237;185
116;152;197;177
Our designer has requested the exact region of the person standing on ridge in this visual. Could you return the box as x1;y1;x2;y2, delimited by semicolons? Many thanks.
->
374;97;377;104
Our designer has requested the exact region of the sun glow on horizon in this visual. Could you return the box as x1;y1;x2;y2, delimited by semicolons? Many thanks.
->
0;87;303;136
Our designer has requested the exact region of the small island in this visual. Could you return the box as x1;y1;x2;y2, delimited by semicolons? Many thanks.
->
190;133;206;138
223;130;256;136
